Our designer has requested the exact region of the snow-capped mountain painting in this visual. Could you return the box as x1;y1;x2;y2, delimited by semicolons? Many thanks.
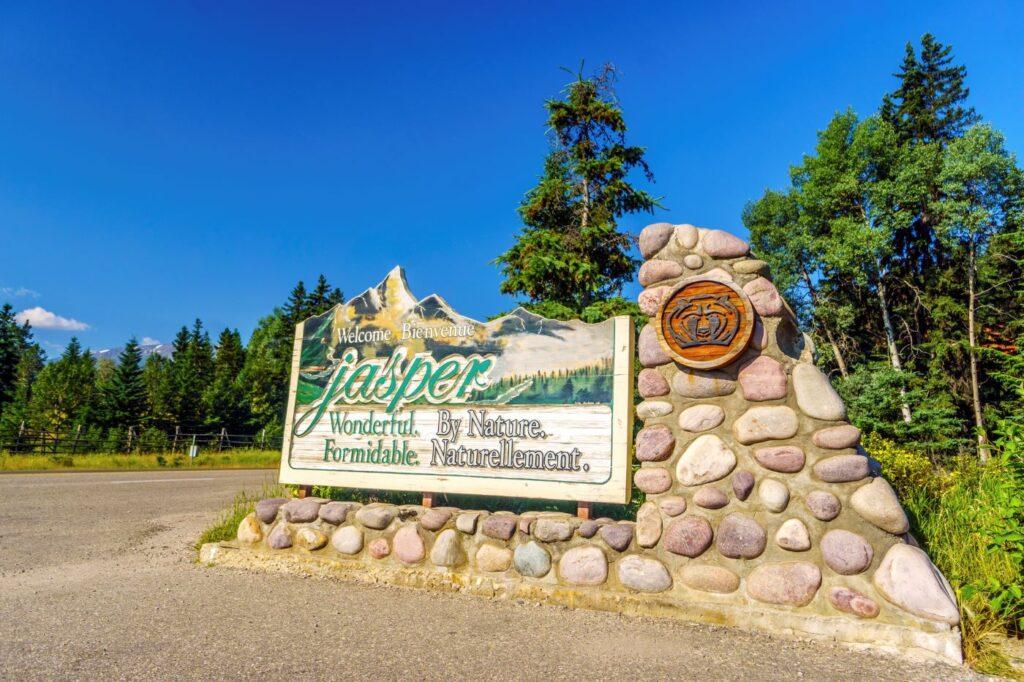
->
295;266;624;407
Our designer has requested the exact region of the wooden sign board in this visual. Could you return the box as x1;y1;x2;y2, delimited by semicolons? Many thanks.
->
655;278;754;369
278;267;634;504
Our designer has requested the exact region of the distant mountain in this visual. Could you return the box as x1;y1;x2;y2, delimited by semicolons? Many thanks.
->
92;343;173;361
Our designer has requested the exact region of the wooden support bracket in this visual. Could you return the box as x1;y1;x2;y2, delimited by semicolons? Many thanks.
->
576;501;594;520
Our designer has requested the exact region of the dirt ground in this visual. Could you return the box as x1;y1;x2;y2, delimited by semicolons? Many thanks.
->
0;469;981;681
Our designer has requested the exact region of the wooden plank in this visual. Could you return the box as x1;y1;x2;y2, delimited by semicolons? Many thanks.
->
576;501;594;520
422;491;435;508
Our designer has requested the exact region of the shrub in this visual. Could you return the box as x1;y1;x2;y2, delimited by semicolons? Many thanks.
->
866;425;1024;675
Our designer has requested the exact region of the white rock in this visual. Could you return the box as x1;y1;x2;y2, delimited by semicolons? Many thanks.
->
758;478;790;512
675;224;699;249
675;434;737;486
636;401;673;419
678;404;726;432
775;518;810;551
331;525;363;555
683;254;703;269
636;502;663;548
792;363;847;421
732;406;799;444
873;544;960;624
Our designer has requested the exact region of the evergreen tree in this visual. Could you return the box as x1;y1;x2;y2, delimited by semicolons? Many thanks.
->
142;353;174;430
168;320;214;428
238;312;289;432
881;34;979;145
283;281;309;327
497;64;658;317
307;275;343;315
98;338;148;430
204;328;249;430
0;303;33;414
0;344;44;435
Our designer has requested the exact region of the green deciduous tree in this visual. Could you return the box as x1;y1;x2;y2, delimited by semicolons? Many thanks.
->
936;125;1024;458
497;64;658;318
27;338;97;431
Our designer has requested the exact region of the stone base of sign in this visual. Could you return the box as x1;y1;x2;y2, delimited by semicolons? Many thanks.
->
202;499;961;666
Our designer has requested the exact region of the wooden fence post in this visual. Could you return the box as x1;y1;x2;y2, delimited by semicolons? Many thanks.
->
218;428;227;452
71;425;81;455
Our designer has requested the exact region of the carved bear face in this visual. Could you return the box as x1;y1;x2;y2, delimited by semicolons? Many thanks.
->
667;294;740;348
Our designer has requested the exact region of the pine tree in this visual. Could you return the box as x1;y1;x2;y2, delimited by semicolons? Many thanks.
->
283;281;309;327
496;64;658;317
0;303;32;413
142;353;174;430
881;34;980;145
204;328;249;430
168;320;214;429
307;275;343;316
98;338;148;430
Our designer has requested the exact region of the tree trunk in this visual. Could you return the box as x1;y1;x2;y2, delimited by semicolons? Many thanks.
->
800;267;849;378
875;260;913;423
967;248;990;461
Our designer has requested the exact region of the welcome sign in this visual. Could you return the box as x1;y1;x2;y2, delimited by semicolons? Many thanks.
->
278;268;634;503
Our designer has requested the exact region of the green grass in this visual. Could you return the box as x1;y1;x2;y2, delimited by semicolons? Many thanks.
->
194;483;290;551
0;449;280;471
869;435;1024;677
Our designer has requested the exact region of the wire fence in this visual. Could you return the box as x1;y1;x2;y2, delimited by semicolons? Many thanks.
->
0;424;283;455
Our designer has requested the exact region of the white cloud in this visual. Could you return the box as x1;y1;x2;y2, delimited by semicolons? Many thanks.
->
15;306;90;331
1;286;40;299
141;336;161;346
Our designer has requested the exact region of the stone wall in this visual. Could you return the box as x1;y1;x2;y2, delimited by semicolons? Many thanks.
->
202;223;963;666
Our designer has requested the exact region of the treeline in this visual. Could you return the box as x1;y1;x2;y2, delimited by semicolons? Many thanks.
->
744;35;1023;459
0;275;344;441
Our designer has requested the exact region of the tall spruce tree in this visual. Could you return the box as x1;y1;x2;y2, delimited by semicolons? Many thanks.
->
307;275;343;316
204;328;249;430
97;338;148;429
881;34;980;145
0;303;33;414
497;64;658;318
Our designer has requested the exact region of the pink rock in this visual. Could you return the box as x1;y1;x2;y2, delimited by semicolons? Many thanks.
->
750;316;768;350
821;530;874;575
743;277;785;316
638;286;671;316
393;525;425;564
746;561;822;606
663;516;713;557
639;260;683;287
639;222;675;258
805;490;842;521
813;455;869;483
635;425;675;462
634;468;672;494
693;487;729;509
638;368;670;397
716;513;766;559
701;229;749;258
658;496;687;516
732;470;755;500
558;546;608;585
638;324;670;367
419;509;452;531
738;355;788;401
812;425;862;449
753;446;806;473
368;538;390;559
829;586;879;618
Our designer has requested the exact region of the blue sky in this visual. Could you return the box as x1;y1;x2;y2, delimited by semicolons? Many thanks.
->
1;1;1022;356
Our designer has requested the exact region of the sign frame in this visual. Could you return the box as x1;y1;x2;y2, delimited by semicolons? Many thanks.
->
278;308;635;504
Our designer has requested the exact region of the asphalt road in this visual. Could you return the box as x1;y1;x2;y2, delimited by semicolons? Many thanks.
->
0;469;978;681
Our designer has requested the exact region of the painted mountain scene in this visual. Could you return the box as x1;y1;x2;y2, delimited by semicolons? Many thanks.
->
295;267;622;409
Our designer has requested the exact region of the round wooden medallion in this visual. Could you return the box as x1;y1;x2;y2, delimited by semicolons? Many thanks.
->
654;278;755;369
